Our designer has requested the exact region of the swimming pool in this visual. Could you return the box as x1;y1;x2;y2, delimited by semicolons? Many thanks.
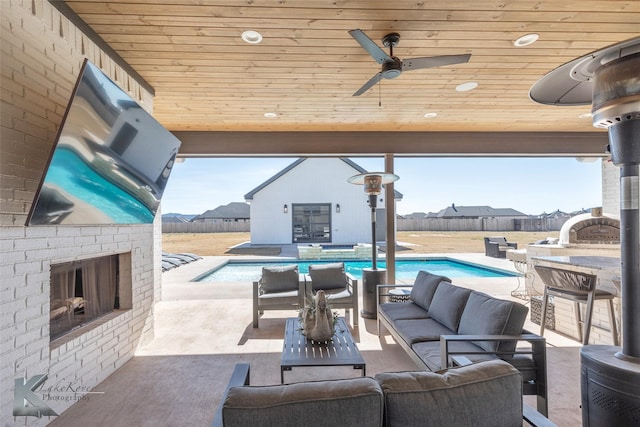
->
195;258;518;282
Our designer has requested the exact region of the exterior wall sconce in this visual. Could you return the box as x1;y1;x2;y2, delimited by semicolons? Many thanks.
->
283;204;288;214
336;204;340;213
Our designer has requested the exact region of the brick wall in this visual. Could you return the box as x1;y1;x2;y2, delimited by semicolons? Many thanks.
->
552;296;620;345
1;1;159;424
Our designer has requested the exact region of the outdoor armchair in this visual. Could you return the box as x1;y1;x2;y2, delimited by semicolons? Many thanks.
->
484;236;518;258
252;265;305;328
305;262;359;327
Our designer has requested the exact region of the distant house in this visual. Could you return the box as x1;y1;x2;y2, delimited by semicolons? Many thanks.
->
537;209;572;220
161;216;188;224
403;212;428;220
433;204;527;219
161;213;195;223
244;158;402;245
191;202;250;223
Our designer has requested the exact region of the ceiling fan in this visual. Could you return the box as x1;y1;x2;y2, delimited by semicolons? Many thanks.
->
348;29;471;96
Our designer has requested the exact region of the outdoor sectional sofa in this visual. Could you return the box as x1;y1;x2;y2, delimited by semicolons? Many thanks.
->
212;360;555;427
377;271;548;417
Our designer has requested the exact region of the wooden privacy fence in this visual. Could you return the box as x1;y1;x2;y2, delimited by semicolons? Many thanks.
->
163;217;566;233
396;217;567;232
162;222;250;233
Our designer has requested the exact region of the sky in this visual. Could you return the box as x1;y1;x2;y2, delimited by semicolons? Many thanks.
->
161;156;603;216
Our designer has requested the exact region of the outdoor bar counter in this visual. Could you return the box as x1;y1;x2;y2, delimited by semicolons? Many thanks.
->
531;255;621;297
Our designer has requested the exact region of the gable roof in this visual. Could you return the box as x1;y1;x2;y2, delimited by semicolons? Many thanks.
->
244;158;402;200
192;202;250;221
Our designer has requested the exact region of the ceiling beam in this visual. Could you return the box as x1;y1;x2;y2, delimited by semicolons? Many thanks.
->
173;131;610;157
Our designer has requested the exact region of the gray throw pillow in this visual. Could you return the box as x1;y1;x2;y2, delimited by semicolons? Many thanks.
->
260;265;299;293
428;282;471;331
308;262;347;291
458;291;528;352
409;271;451;310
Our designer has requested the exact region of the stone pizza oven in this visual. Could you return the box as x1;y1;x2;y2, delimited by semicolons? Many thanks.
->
559;209;620;247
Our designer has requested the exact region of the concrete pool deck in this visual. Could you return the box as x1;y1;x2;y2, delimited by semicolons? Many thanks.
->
50;251;583;426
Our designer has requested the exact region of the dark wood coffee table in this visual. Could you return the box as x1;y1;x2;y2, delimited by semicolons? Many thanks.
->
281;317;366;383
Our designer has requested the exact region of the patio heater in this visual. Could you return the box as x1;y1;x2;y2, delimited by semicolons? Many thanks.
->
348;172;399;319
530;37;640;426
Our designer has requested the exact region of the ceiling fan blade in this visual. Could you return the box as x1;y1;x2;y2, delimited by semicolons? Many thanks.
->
348;29;392;64
353;73;383;96
402;54;471;71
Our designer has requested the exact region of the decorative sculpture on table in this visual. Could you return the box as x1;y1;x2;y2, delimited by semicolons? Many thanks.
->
300;290;338;342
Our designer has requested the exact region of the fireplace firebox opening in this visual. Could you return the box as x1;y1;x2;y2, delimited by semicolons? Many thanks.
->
50;253;132;342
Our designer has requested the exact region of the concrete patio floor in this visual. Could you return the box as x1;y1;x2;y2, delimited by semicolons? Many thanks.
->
50;253;583;426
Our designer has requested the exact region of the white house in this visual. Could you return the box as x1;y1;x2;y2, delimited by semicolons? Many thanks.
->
244;158;402;245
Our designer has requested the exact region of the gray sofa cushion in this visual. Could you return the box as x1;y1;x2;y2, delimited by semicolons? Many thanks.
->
409;271;450;310
323;287;353;304
458;291;529;353
411;340;498;371
308;262;347;291
378;302;430;322
376;360;523;427
427;282;471;331
260;265;299;293
257;290;300;307
222;377;384;427
394;318;455;344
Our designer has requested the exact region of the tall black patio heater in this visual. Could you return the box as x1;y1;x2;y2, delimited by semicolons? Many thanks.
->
530;37;640;426
348;172;399;319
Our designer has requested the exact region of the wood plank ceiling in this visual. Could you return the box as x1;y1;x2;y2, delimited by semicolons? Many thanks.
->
57;1;639;156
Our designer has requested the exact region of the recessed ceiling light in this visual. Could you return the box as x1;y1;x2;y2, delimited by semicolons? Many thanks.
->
513;33;539;47
241;30;263;44
423;112;438;118
578;112;593;119
455;81;478;92
264;112;277;118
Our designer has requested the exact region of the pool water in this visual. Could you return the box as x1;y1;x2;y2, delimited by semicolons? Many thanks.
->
195;258;518;282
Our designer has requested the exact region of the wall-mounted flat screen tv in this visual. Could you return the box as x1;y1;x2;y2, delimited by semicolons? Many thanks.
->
27;59;181;225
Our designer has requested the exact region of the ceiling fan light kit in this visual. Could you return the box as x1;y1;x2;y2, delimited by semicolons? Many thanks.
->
348;29;471;96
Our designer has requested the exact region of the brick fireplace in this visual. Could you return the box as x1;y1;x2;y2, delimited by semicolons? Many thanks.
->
1;2;161;424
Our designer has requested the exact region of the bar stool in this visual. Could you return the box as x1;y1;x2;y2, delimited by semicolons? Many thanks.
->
534;265;619;346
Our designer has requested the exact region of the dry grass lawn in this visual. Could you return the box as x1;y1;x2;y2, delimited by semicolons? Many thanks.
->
162;231;553;256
